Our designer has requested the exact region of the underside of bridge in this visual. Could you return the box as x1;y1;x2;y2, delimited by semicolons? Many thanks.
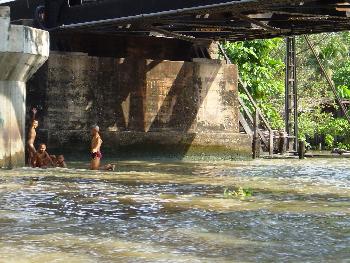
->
4;0;350;42
2;0;350;161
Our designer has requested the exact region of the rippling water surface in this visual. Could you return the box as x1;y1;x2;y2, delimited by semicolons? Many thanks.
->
0;159;349;262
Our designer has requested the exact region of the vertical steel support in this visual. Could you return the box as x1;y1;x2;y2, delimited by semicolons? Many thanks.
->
285;36;298;152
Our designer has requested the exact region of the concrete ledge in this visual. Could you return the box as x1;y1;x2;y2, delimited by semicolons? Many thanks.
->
0;53;48;81
0;7;49;82
45;130;252;160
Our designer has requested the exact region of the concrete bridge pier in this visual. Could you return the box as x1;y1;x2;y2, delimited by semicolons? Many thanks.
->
0;6;49;168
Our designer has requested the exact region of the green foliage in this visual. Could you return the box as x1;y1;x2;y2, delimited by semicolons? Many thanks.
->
223;33;350;148
336;142;350;150
337;85;350;99
296;33;350;148
258;102;285;130
324;134;335;149
333;62;350;87
318;117;350;138
223;39;285;130
332;62;350;99
223;39;284;99
298;109;350;149
224;187;253;199
310;36;348;72
298;110;333;141
298;32;350;100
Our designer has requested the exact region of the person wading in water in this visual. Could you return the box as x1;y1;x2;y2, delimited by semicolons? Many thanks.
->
90;125;115;171
90;125;102;170
27;108;38;167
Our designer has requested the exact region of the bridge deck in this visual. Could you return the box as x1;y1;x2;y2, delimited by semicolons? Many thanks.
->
4;0;350;41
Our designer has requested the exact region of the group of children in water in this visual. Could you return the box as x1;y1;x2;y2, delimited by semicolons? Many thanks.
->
33;143;67;168
27;108;114;171
27;108;67;168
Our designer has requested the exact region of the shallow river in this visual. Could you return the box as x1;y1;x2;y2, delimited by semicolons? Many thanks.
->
0;158;349;262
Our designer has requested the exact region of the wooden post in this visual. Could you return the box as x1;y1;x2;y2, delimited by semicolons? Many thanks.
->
298;140;306;159
278;131;287;155
252;110;260;159
269;130;274;156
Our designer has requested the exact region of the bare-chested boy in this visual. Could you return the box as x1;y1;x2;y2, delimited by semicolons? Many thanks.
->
34;144;55;168
50;154;67;168
27;108;38;167
56;155;67;168
90;125;114;171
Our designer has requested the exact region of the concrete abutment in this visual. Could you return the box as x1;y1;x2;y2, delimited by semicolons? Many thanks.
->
28;52;252;159
0;6;49;168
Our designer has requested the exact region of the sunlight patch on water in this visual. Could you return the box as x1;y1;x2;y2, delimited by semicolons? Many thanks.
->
0;233;221;263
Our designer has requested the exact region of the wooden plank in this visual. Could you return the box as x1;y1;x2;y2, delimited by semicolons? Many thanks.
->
238;97;269;147
239;112;253;135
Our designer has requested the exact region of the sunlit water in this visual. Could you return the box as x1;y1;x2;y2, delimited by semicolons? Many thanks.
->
0;158;349;262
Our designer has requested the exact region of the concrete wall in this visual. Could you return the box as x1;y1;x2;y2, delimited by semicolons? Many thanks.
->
28;52;251;159
0;6;49;168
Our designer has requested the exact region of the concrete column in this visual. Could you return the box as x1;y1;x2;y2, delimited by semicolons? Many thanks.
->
0;6;49;168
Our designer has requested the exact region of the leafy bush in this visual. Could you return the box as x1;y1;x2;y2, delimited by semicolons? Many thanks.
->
318;117;350;149
324;134;335;149
223;39;285;130
223;34;350;148
336;142;350;150
224;187;253;198
297;109;333;141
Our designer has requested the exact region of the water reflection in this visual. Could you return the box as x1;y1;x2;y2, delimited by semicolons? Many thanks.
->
0;159;349;262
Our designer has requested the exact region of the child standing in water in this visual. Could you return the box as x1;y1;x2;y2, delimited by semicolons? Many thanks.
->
27;108;38;167
90;125;103;170
90;125;114;171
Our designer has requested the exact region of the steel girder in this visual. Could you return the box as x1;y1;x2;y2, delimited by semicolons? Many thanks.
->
3;0;350;41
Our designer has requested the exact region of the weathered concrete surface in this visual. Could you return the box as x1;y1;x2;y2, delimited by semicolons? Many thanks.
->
0;6;49;168
28;52;252;159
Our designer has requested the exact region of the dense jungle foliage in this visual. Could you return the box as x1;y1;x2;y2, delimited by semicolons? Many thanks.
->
223;33;350;150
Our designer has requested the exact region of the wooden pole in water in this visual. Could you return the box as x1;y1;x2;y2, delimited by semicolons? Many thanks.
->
269;130;274;156
278;131;287;155
253;110;260;159
298;140;306;159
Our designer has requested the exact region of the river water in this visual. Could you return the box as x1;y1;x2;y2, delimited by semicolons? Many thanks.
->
0;158;349;262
